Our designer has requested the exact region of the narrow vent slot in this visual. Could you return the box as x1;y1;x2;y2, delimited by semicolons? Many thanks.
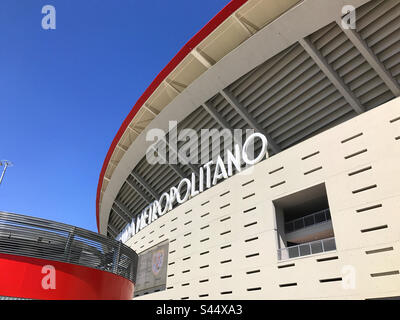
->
245;236;258;243
361;225;388;233
243;207;256;214
356;204;382;213
352;184;377;194
304;166;323;175
220;191;230;197
243;193;255;200
246;269;260;274
270;181;286;188
348;166;372;176
341;133;363;143
247;287;261;291
242;179;254;187
244;221;257;228
344;149;368;159
278;263;295;269
269;166;284;174
371;271;399;277
316;256;339;262
279;283;297;287
319;277;342;283
366;247;393;255
220;259;232;264
302;151;320;160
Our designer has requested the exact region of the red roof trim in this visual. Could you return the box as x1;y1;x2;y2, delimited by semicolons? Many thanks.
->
96;0;249;232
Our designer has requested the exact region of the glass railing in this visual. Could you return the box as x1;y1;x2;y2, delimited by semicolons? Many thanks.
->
284;208;331;233
0;211;138;282
277;237;336;260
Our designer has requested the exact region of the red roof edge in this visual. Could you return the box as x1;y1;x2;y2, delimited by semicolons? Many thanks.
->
96;0;249;233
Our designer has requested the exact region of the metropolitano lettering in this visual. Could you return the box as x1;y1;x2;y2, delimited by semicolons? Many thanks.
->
117;132;268;242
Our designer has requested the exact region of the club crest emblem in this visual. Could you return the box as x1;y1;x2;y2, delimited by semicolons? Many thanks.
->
152;249;164;275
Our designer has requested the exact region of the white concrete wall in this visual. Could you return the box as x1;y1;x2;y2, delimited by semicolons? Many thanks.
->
127;97;400;300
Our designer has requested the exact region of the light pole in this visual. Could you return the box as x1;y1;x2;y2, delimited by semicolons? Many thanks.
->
0;160;13;186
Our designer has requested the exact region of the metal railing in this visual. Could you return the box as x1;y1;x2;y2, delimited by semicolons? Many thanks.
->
285;208;331;233
0;211;138;282
277;237;336;260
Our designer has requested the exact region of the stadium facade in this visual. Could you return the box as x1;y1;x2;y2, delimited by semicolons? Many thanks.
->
97;0;400;299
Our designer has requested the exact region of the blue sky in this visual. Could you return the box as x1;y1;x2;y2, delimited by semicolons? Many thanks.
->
0;0;229;232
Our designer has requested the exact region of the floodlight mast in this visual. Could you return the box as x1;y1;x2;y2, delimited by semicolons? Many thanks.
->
0;161;13;186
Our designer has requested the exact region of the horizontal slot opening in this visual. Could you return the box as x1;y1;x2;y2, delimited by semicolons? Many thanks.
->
246;253;259;258
159;234;164;238
220;259;232;264
184;232;191;237
200;265;209;269
181;283;190;287
243;207;256;214
319;277;342;283
201;200;210;206
182;256;190;261
221;275;232;279
181;297;189;300
348;166;372;176
277;263;295;269
304;166;322;175
220;291;232;295
279;283;297;287
269;166;284;174
220;244;231;249
220;230;231;236
171;217;177;222
220;203;230;209
244;221;257;228
246;269;260;274
169;250;176;254
220;191;230;197
242;179;254;187
356;204;382;213
390;116;400;123
366;247;393;255
220;216;231;222
182;269;190;274
247;287;262;292
199;294;209;298
371;271;399;277
200;225;209;230
200;212;210;218
302;151;320;160
199;279;209;283
184;220;192;225
361;225;388;233
170;239;176;243
200;251;210;255
167;286;173;290
341;132;363;143
183;244;191;249
185;209;192;214
270;181;286;188
168;262;175;266
200;237;210;242
243;193;255;200
317;256;338;262
352;184;377;194
344;149;368;159
245;236;258;243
